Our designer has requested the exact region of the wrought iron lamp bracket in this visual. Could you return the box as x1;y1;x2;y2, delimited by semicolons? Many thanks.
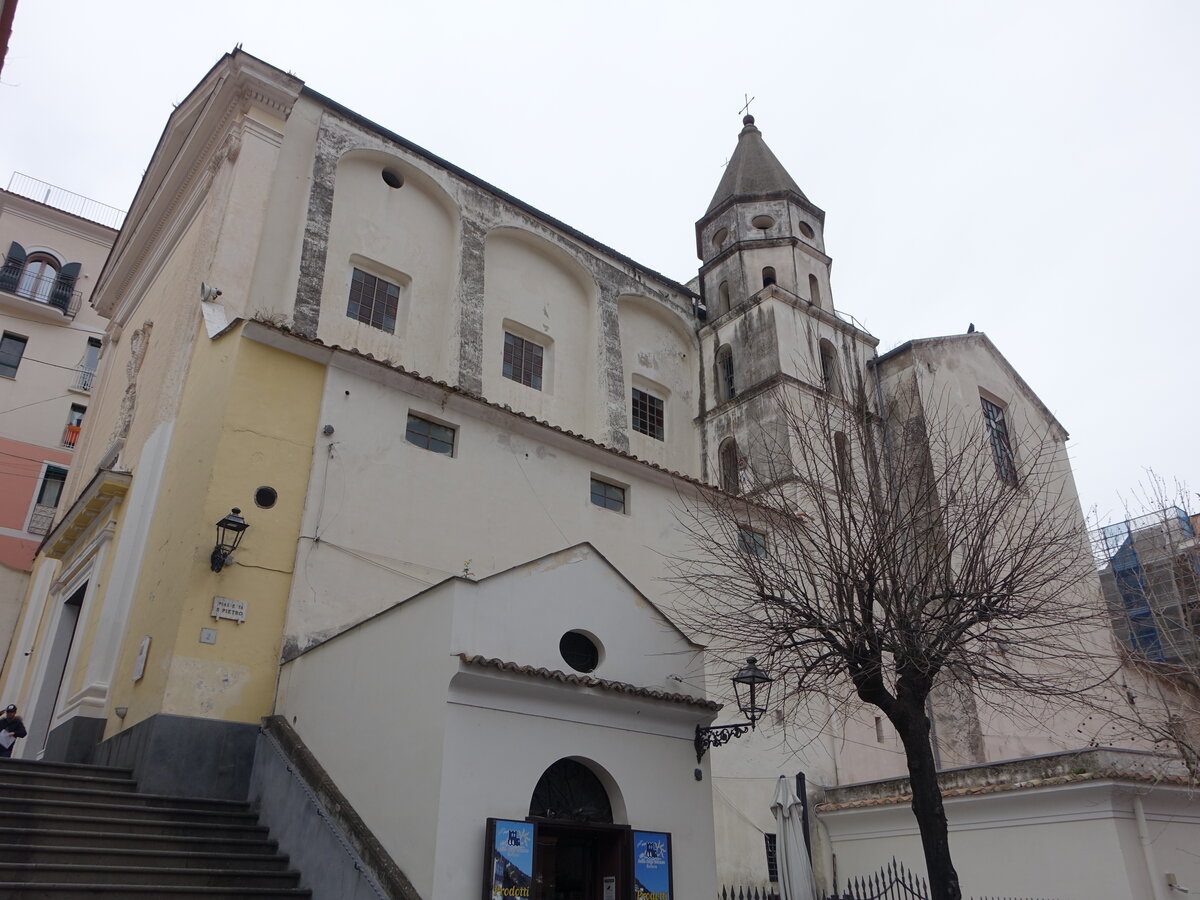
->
695;722;753;762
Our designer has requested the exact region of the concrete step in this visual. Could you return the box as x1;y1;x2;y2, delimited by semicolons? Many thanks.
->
2;810;270;841
0;825;277;855
0;781;249;811
0;796;258;825
0;758;133;780
0;844;290;871
0;886;310;899
0;767;137;793
0;863;303;888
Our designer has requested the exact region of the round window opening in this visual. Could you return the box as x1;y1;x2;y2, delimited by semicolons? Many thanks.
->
751;214;775;230
560;631;601;673
254;486;278;509
381;168;404;189
799;222;815;239
712;227;729;248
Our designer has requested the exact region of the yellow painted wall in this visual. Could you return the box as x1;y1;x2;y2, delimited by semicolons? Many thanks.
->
104;325;323;732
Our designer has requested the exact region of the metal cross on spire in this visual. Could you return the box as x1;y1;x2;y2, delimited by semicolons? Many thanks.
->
739;94;755;117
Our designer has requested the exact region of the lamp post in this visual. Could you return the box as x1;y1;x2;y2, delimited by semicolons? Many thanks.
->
695;657;773;763
210;508;249;572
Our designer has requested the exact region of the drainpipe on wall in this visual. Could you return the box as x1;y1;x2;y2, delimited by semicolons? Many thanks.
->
1133;793;1170;900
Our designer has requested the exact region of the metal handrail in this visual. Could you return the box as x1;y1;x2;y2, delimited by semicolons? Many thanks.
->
0;255;82;317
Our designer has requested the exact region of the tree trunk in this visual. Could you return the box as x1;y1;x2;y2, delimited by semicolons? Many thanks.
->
892;699;962;900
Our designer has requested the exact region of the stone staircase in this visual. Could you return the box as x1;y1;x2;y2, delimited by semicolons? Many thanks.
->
0;757;310;898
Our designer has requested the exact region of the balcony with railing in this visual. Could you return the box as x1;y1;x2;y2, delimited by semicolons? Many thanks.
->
62;424;80;449
0;254;83;317
27;504;56;536
71;367;96;393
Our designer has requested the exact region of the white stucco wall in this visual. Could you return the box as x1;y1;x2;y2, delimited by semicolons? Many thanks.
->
278;545;719;900
821;781;1200;900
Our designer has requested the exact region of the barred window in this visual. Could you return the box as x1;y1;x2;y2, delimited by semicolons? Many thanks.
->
502;332;544;390
980;396;1017;486
405;414;455;455
346;268;400;333
590;478;626;513
631;388;664;441
738;526;767;557
765;833;778;882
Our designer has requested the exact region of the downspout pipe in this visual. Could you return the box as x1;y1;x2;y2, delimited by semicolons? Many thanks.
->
1133;793;1170;900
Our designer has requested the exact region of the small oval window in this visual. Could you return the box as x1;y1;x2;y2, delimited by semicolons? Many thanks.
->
751;214;775;230
799;222;815;239
712;227;729;248
382;168;404;189
560;631;601;673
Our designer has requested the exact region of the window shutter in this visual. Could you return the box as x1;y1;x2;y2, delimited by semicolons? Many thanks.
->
0;242;26;293
50;262;81;312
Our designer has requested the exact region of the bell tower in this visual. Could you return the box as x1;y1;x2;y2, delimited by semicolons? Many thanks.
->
696;114;832;319
695;115;877;493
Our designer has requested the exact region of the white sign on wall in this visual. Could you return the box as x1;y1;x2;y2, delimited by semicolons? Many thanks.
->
211;596;247;623
132;636;151;681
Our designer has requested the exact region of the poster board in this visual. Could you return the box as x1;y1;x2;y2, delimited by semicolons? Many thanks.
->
632;831;672;900
484;818;536;900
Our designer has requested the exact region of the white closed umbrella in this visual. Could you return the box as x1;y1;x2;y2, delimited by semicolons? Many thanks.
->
771;775;819;900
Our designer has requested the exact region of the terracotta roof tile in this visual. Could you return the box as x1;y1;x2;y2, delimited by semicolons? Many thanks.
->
458;654;720;711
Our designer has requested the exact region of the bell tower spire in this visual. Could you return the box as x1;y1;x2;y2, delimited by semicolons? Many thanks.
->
696;115;830;319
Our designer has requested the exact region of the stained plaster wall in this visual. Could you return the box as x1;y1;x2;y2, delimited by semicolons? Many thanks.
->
101;330;321;732
289;107;699;464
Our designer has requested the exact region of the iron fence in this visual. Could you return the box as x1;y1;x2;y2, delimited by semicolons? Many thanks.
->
826;859;1057;900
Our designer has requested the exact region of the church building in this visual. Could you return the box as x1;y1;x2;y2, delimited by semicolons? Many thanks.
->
2;49;1194;900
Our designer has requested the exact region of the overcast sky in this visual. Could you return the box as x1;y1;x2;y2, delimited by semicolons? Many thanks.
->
2;1;1196;522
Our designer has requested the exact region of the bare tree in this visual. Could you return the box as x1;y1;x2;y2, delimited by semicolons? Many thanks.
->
670;370;1107;900
1092;476;1200;780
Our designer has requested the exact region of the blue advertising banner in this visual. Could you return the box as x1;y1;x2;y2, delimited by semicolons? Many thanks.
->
485;819;535;900
633;831;672;900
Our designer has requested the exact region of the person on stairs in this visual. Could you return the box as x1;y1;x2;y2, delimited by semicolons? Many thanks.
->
0;705;26;758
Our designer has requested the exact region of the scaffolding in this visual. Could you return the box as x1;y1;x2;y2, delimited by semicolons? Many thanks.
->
1092;507;1200;665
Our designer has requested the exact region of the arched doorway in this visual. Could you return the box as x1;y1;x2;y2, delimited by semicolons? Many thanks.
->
528;758;629;900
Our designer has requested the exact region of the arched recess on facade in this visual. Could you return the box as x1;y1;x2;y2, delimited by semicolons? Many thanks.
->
714;343;735;403
528;756;628;825
719;436;741;495
320;148;461;376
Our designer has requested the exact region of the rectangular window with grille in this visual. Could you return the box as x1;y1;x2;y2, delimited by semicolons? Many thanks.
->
590;477;626;513
980;396;1017;486
405;414;455;455
0;332;27;378
738;526;768;557
764;833;778;882
346;268;400;333
502;332;544;390
631;388;664;440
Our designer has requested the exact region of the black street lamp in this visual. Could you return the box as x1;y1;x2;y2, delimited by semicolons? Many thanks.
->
695;657;773;762
210;508;249;572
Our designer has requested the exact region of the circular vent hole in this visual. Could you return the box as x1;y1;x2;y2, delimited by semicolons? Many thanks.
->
560;631;601;673
799;222;815;239
254;486;278;509
751;214;775;230
382;168;404;189
712;227;729;248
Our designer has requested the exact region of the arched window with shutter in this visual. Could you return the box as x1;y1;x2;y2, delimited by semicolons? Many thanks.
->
0;242;81;314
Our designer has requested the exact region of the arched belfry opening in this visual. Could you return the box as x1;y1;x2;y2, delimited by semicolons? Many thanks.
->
529;758;614;824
